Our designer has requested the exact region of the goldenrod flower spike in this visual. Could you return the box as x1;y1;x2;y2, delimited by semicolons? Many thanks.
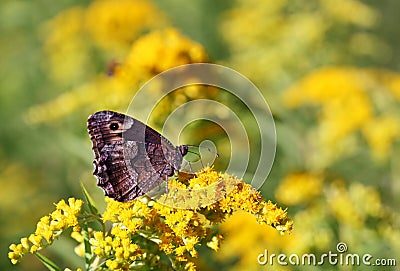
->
9;169;291;271
8;198;83;264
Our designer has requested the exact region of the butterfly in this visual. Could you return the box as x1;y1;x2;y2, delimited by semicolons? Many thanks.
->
87;110;188;202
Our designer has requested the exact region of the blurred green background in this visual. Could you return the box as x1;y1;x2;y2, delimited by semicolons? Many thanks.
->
1;0;400;270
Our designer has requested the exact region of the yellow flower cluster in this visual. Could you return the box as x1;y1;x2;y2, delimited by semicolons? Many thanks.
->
114;28;214;127
320;0;378;27
26;27;211;125
327;180;382;228
275;173;323;206
218;176;399;270
283;67;400;164
218;211;295;271
158;167;238;209
362;115;400;160
43;0;165;83
117;28;208;82
220;0;382;90
43;7;89;83
8;198;83;264
25;0;213;126
84;168;291;270
89;229;142;270
9;169;291;270
85;0;166;52
284;67;372;143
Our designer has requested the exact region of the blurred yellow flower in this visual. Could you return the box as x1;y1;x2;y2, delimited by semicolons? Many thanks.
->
24;76;130;124
362;115;400;160
220;0;382;92
383;70;400;99
289;204;334;254
320;0;378;27
275;173;323;206
42;0;166;84
27;27;211;125
43;7;90;83
218;211;294;271
327;180;382;228
283;67;367;107
85;0;166;52
117;27;208;83
115;27;213;126
283;67;400;165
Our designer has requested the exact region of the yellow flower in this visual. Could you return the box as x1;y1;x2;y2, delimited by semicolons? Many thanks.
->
71;231;84;243
95;168;291;269
8;198;83;264
24;75;132;125
218;211;294;271
206;234;223;251
9;169;291;270
362;115;400;160
327;181;382;228
158;167;238;209
283;67;400;165
85;0;166;52
89;226;143;270
320;0;378;27
275;173;324;205
383;70;400;99
184;262;197;271
220;0;381;89
117;27;208;82
215;180;293;233
8;244;24;265
283;67;374;150
26;27;212;125
44;0;166;79
42;7;90;83
282;68;361;164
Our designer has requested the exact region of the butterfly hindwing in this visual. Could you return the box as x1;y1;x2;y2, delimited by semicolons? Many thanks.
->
87;110;188;202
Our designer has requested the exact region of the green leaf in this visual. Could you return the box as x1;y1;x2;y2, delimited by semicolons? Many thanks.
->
80;182;99;215
35;252;61;271
82;222;94;270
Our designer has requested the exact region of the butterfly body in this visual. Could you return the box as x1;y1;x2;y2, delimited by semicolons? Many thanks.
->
87;110;188;202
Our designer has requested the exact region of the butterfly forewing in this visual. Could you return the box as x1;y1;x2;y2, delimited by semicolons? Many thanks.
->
87;110;188;202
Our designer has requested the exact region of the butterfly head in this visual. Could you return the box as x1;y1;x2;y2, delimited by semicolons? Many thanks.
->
178;145;188;156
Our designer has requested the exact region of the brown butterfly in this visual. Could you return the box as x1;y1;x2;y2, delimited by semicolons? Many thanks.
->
87;110;188;202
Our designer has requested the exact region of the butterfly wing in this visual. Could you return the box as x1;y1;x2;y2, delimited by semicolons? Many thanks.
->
87;110;186;202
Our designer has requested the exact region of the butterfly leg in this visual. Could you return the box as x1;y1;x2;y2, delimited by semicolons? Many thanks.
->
181;160;195;173
165;175;169;195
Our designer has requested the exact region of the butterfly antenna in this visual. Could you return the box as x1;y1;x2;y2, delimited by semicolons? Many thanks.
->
186;144;219;158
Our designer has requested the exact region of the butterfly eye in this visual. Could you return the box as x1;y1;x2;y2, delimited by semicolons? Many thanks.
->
110;122;119;130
